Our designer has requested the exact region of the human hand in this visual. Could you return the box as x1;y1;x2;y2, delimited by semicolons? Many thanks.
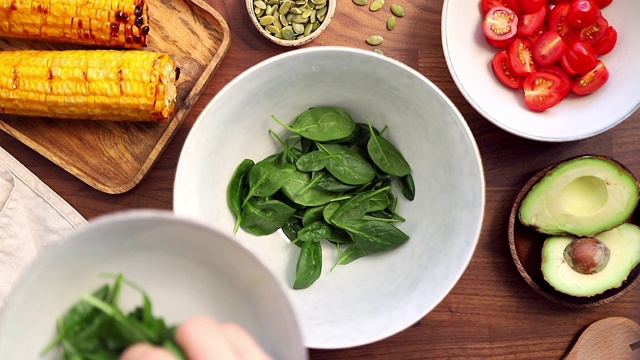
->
119;316;272;360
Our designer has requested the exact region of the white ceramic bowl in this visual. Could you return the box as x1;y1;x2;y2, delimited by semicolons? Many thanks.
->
0;210;306;360
442;0;640;142
174;47;485;349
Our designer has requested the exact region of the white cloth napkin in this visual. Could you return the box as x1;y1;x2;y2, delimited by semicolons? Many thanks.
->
0;146;87;308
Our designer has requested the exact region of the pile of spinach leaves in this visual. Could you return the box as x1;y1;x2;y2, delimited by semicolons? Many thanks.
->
43;274;186;360
227;106;416;289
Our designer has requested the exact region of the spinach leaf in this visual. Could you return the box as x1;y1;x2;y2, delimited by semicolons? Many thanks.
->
366;120;411;177
240;198;296;235
281;169;338;206
322;201;341;223
342;220;409;254
316;173;359;192
293;241;323;289
44;274;187;360
298;221;332;242
281;217;303;244
243;155;295;205
316;143;375;185
227;159;254;233
272;107;356;142
302;205;326;226
295;150;331;172
333;244;367;268
329;187;391;225
398;173;416;201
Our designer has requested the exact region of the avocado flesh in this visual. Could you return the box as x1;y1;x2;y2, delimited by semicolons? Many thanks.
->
519;157;639;237
542;223;640;297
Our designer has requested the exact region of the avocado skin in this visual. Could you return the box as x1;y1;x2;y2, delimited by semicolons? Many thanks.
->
541;223;640;297
519;155;640;237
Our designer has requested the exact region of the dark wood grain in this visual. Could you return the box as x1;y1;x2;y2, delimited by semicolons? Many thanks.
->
0;0;639;358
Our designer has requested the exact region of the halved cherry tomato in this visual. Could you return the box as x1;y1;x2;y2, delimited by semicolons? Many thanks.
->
482;6;519;42
532;30;567;66
592;0;612;9
523;72;564;111
593;26;617;55
565;39;597;75
567;0;601;28
578;15;608;46
481;0;519;14
539;65;571;98
571;60;609;95
517;5;547;37
517;0;546;14
560;54;579;76
492;50;523;89
508;38;537;76
548;3;577;41
486;36;515;49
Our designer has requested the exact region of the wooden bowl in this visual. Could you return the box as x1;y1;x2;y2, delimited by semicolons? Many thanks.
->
246;0;336;47
508;155;640;308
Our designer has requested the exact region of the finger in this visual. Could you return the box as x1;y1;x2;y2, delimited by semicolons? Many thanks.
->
175;316;239;360
119;343;177;360
218;322;272;360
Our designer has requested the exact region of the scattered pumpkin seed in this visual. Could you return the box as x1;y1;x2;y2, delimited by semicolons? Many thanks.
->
386;15;396;30
373;48;384;55
369;0;384;11
390;4;404;17
352;0;368;5
366;35;384;45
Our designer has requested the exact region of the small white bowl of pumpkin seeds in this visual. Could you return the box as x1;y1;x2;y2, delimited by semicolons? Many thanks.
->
247;0;336;46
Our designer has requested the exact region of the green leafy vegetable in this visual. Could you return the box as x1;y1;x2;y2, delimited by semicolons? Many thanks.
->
293;241;323;289
272;106;356;141
43;274;186;360
366;119;411;177
226;106;416;289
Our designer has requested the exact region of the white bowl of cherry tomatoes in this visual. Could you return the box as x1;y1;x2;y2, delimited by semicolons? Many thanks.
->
442;0;640;141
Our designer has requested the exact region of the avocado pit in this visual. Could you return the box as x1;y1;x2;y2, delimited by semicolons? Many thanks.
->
563;237;610;275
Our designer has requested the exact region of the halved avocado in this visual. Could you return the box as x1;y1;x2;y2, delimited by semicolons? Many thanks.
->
541;223;640;297
519;156;639;237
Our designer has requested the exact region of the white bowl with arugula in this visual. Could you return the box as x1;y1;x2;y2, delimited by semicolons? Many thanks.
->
174;47;485;349
0;210;306;360
442;0;640;141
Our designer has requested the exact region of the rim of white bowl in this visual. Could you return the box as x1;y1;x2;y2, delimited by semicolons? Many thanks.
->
174;46;486;349
440;0;640;142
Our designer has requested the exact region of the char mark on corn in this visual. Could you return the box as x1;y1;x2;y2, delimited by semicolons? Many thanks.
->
0;0;150;48
0;49;178;121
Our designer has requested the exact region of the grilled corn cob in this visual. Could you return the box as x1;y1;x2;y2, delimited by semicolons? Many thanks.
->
0;49;178;121
0;0;150;48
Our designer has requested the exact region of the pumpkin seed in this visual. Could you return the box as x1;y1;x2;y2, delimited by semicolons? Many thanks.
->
369;0;384;11
373;48;384;55
282;25;295;40
255;7;264;16
301;7;313;18
352;0;368;5
304;22;313;36
386;15;396;30
254;0;267;9
390;4;404;17
366;35;384;45
280;13;289;25
266;25;280;34
279;0;292;13
289;7;303;14
293;22;305;34
260;15;275;25
310;9;317;23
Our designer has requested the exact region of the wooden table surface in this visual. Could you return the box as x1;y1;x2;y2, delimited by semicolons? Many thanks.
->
1;0;639;359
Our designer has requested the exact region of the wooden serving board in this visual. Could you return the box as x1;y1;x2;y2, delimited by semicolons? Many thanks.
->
0;0;230;194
